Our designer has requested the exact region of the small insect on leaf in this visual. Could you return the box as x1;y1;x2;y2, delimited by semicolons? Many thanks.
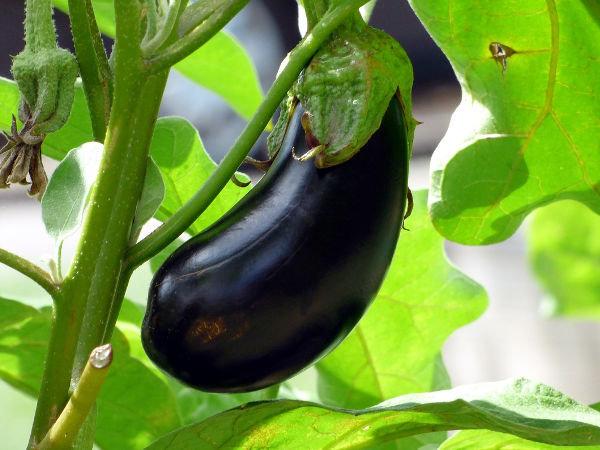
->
489;42;516;74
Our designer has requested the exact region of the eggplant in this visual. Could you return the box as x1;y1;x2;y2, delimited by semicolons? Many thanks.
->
142;97;410;392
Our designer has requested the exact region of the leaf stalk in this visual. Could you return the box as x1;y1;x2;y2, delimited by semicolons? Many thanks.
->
0;248;60;300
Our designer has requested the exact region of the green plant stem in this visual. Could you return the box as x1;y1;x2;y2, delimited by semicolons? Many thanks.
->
27;0;167;445
67;0;113;141
0;248;60;300
25;0;56;51
143;0;186;54
28;300;79;448
70;72;168;378
178;0;221;35
37;345;113;450
126;0;371;269
144;0;160;40
303;0;328;30
145;0;249;72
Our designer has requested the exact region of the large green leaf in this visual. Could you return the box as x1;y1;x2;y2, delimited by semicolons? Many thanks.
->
439;406;600;449
441;429;600;449
52;0;263;120
406;0;600;244
0;299;48;396
0;77;93;160
146;378;600;449
528;200;600;318
96;330;181;449
149;117;250;235
317;190;487;408
173;31;264;121
0;298;181;449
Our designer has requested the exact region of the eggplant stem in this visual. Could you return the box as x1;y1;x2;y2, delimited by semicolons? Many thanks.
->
292;144;325;162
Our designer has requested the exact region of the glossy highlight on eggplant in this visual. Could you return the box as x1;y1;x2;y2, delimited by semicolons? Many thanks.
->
142;98;410;393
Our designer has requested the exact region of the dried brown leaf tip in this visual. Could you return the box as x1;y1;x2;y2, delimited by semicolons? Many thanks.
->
0;114;47;200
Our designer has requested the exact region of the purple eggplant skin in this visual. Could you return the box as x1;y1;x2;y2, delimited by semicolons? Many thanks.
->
142;97;409;393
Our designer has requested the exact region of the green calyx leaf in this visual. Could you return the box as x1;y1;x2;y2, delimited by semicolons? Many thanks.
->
275;24;416;167
287;25;415;168
266;94;297;158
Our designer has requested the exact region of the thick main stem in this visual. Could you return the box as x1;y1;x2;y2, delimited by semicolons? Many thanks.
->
28;0;166;445
73;73;168;377
28;300;78;448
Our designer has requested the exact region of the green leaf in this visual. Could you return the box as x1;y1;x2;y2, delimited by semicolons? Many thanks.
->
527;200;600;318
117;298;146;326
146;378;600;449
96;330;181;450
317;190;487;409
0;78;20;132
173;32;264;120
101;336;183;447
0;298;48;396
52;1;263;120
441;430;600;449
150;117;250;235
406;0;600;244
168;383;274;427
131;158;166;241
438;392;600;450
0;298;181;449
41;142;104;242
0;77;94;161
